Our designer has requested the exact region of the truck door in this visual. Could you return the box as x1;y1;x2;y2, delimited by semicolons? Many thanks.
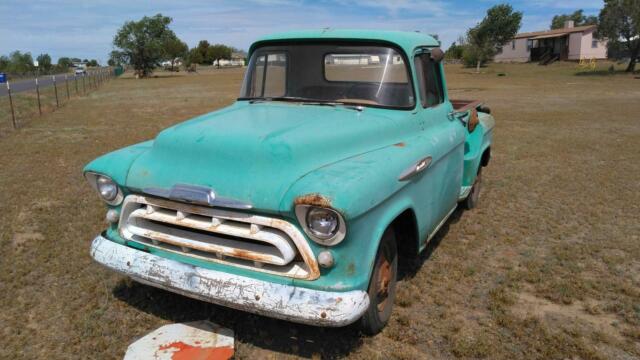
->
413;52;466;242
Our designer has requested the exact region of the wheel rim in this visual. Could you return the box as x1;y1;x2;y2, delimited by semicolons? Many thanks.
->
376;256;392;312
470;173;482;203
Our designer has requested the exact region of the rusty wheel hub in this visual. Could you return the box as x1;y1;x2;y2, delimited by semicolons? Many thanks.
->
376;257;392;312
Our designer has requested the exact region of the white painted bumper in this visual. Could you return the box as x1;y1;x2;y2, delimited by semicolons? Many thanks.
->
90;235;370;327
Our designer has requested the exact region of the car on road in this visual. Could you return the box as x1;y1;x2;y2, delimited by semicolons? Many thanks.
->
84;30;494;334
74;67;87;75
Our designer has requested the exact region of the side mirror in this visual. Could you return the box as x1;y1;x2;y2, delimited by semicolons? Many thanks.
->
430;48;444;63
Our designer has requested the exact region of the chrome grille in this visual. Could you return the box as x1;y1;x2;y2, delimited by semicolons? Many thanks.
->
118;195;319;280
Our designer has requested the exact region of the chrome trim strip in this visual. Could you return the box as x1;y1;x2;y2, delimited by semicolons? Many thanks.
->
144;184;253;210
398;156;432;181
91;235;369;326
420;205;457;252
458;185;472;201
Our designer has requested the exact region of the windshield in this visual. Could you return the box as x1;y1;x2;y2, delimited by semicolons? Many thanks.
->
239;43;415;109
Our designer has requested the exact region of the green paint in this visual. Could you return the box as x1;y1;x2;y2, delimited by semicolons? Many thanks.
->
85;30;493;293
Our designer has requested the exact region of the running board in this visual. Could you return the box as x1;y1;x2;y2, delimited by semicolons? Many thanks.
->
419;205;457;252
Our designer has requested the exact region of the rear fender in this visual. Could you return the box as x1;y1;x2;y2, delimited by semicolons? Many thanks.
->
462;113;494;188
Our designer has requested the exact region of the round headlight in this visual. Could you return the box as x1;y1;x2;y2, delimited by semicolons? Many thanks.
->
96;175;118;201
306;207;339;239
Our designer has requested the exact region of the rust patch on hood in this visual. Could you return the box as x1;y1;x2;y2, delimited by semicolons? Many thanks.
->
393;142;406;147
294;193;332;208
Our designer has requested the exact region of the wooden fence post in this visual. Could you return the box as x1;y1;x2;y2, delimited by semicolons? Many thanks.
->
35;78;42;115
82;75;86;94
7;81;17;129
65;75;70;100
53;75;59;108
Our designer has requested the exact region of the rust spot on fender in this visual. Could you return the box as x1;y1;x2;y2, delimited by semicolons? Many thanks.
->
393;142;406;147
294;193;332;208
346;262;355;276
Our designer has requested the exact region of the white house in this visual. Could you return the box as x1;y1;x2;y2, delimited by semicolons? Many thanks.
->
495;21;608;63
217;52;246;67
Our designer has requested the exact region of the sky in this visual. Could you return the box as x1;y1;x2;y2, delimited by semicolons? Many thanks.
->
0;0;604;64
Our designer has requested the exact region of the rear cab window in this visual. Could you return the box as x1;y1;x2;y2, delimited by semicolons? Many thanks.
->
414;53;445;108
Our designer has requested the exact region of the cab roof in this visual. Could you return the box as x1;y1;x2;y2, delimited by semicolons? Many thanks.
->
250;29;440;56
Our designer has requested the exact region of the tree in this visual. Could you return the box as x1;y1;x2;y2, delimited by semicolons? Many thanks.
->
57;57;73;68
112;14;181;77
163;37;188;70
87;59;99;67
107;58;116;66
445;36;466;60
0;55;9;72
551;9;598;29
7;51;34;75
195;40;211;64
598;0;640;72
465;4;522;72
207;44;232;66
36;53;52;73
108;50;125;66
185;47;203;66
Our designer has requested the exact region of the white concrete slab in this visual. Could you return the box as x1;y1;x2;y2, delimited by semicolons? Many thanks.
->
124;321;234;360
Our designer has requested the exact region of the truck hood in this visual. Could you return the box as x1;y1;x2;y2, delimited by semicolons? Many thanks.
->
125;102;411;212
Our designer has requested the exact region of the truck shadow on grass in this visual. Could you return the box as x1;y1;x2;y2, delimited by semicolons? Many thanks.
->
398;206;464;281
111;206;462;358
113;280;364;358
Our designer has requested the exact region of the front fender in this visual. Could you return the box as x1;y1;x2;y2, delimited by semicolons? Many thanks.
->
282;138;445;292
83;140;154;185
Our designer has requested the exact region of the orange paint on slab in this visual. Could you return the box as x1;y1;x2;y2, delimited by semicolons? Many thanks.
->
158;341;234;360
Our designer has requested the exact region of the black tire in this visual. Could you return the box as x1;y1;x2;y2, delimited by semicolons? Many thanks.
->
360;227;398;335
464;169;482;210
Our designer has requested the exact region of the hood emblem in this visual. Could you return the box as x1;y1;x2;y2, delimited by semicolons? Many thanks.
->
144;184;252;210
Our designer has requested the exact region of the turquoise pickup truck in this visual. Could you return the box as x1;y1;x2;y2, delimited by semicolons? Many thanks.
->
85;30;494;334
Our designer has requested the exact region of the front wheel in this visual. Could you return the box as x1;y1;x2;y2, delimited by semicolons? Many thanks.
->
360;227;398;335
464;169;482;210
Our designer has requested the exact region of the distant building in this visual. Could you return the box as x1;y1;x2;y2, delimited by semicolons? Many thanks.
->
217;52;246;67
161;58;183;67
494;21;607;63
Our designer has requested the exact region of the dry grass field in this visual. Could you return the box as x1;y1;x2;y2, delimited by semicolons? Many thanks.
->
0;62;639;359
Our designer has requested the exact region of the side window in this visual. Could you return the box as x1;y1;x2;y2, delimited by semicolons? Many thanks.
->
247;53;287;98
414;53;444;108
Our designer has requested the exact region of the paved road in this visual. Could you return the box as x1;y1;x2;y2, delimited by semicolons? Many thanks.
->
0;71;103;97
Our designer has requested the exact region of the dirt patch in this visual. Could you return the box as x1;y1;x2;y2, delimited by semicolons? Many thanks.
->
512;292;623;340
12;232;44;247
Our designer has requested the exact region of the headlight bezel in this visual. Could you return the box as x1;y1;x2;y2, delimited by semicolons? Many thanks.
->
84;172;123;206
295;205;346;246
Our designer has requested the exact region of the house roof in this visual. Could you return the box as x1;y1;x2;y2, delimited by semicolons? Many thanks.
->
250;29;440;56
514;25;596;39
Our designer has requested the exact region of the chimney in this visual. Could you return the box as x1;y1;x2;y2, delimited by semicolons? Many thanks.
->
564;20;574;28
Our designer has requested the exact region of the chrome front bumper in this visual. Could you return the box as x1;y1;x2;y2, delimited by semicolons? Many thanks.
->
90;235;369;326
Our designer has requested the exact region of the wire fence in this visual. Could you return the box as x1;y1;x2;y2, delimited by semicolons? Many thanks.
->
1;68;115;134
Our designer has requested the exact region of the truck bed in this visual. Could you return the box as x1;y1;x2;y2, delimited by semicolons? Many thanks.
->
451;99;483;112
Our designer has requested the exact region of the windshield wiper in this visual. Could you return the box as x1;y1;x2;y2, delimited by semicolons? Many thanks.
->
300;101;364;112
249;96;363;111
248;96;314;103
